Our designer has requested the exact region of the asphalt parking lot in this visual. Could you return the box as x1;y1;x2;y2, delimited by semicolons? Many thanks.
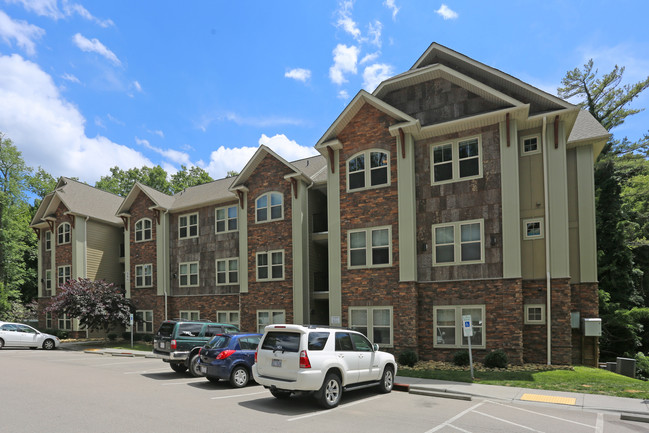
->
1;348;647;432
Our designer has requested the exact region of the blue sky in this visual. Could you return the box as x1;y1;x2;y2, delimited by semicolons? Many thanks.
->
1;0;648;185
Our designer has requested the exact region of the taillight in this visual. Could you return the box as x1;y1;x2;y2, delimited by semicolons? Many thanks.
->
170;340;177;350
198;348;202;355
216;350;235;360
254;350;258;363
299;350;311;368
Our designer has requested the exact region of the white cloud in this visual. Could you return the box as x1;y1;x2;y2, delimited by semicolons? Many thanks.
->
61;73;80;83
8;0;114;26
62;2;114;27
367;20;382;48
360;52;380;64
135;137;191;166
384;0;400;19
329;44;359;85
285;68;311;82
0;10;45;56
435;4;458;20
72;33;121;66
338;90;350;100
196;111;304;132
363;63;394;92
0;53;151;184
336;0;361;40
133;81;142;92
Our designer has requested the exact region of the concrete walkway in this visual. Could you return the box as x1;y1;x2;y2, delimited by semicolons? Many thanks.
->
60;342;649;422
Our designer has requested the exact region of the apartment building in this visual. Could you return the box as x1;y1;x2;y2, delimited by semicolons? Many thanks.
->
31;43;609;365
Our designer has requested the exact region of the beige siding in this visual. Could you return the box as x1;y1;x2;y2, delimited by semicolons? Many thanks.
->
566;149;581;282
87;220;123;285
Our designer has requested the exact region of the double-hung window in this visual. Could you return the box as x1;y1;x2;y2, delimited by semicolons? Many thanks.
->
349;306;393;346
179;262;199;287
257;310;285;333
216;311;240;329
347;150;390;191
431;136;482;184
348;226;391;268
58;313;72;330
434;305;485;348
179;213;198;239
135;264;153;287
58;222;71;245
256;192;283;222
216;258;238;285
256;250;284;281
57;265;71;286
45;231;51;251
432;219;484;266
215;205;238;233
135;218;152;242
180;310;200;320
135;310;154;333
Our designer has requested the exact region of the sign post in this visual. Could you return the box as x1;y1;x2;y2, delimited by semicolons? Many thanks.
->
129;313;134;348
462;314;474;380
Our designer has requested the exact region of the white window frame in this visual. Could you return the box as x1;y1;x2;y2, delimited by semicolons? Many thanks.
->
179;310;200;321
135;264;153;288
430;136;482;185
346;149;391;192
433;305;486;349
432;219;484;266
135;310;154;333
58;222;71;245
216;258;239;285
178;261;199;287
178;212;199;239
256;250;284;281
58;313;72;331
216;310;240;329
347;226;392;269
255;192;284;223
215;205;238;233
45;231;51;251
46;312;52;329
520;134;541;156
256;310;285;333
524;304;546;325
45;269;52;290
523;218;544;240
57;265;71;286
135;218;152;242
349;306;393;346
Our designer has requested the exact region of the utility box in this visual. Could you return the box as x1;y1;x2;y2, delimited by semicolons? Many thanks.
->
616;357;636;379
582;318;602;336
570;312;580;329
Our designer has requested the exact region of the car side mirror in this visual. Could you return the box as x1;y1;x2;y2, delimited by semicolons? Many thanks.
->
373;343;379;352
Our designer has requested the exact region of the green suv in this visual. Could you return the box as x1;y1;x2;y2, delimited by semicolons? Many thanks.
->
153;319;239;376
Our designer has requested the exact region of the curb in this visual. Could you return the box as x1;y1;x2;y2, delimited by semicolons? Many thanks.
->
621;414;649;424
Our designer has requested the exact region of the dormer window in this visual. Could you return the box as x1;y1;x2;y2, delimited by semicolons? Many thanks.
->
135;218;152;242
347;150;389;191
256;192;283;223
57;223;71;245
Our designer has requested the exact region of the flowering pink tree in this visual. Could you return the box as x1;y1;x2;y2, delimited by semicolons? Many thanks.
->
45;278;133;336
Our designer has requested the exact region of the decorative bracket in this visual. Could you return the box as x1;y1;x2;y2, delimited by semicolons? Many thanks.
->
120;216;129;230
506;113;511;147
399;128;406;158
327;146;335;174
236;190;245;209
554;115;559;149
290;177;298;199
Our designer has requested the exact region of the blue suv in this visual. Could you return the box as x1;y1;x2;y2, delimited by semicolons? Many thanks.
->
197;333;262;387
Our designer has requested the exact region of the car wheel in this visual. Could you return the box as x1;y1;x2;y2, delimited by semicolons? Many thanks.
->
42;339;56;350
188;354;201;377
378;365;394;393
207;376;220;384
270;389;291;399
316;373;342;409
0;338;4;349
170;362;187;373
230;366;249;388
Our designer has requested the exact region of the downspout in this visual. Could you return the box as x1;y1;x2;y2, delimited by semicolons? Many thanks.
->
542;116;552;365
163;210;168;321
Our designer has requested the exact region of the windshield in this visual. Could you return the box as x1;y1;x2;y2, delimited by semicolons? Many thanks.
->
261;331;300;352
205;335;230;349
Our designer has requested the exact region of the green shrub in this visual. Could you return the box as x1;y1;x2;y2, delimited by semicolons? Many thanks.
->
636;352;649;381
142;334;153;343
56;330;69;339
122;331;131;340
453;350;470;366
484;349;508;369
398;349;418;367
107;333;118;341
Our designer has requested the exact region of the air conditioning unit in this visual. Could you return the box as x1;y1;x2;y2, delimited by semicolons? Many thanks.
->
582;318;602;337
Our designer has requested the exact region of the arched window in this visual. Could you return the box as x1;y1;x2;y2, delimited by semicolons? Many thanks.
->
135;218;152;242
347;150;389;191
256;192;283;223
57;222;71;245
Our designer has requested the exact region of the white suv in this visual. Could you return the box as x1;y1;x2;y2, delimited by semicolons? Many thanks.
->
252;324;397;408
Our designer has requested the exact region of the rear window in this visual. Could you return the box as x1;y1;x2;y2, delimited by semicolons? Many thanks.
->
156;322;175;337
261;331;300;353
177;323;203;337
205;335;230;349
308;332;330;351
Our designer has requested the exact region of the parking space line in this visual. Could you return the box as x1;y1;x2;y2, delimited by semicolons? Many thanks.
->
124;368;170;374
287;395;383;422
425;402;485;433
474;410;544;432
161;378;206;385
486;400;594;428
595;413;603;433
210;391;267;400
97;360;153;366
446;424;472;433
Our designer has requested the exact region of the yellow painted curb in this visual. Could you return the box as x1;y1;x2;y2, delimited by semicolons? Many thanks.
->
520;393;576;405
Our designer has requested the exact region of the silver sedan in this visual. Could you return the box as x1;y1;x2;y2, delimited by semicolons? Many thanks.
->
0;321;60;350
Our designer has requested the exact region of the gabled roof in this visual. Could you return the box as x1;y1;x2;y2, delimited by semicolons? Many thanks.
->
30;177;123;227
409;43;572;115
315;90;417;148
171;177;236;212
568;110;611;159
116;182;175;216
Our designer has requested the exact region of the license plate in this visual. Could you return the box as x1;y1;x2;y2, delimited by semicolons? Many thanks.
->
271;359;282;367
160;342;165;349
200;366;207;374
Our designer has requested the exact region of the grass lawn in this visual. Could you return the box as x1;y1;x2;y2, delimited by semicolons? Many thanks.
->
397;365;649;399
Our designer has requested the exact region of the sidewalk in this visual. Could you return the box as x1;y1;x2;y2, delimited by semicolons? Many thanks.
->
61;342;649;421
